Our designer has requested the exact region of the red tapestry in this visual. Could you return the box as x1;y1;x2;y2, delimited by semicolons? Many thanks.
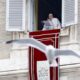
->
29;29;60;80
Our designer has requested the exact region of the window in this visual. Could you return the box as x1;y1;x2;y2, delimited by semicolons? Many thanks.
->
37;0;78;30
6;0;26;31
62;0;78;27
6;0;78;31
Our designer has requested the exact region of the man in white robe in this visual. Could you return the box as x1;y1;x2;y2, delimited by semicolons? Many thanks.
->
42;13;61;30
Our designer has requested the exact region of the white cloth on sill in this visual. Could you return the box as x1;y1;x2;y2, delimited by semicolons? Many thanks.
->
43;18;61;30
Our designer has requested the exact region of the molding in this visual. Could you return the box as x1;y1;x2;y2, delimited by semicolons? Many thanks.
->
0;69;28;76
60;63;80;69
60;41;79;46
60;27;70;36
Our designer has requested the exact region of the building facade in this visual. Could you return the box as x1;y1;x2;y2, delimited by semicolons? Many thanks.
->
0;0;80;80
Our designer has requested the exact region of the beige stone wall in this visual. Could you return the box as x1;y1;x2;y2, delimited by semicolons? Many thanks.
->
60;25;79;51
60;66;80;80
0;0;12;59
0;73;29;80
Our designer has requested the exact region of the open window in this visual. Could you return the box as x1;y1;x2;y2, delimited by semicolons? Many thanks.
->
6;0;78;31
37;0;78;30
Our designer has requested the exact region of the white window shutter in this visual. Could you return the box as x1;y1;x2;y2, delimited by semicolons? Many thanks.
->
6;0;25;31
62;0;78;27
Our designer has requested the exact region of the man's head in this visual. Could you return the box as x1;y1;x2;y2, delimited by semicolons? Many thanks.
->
48;13;54;20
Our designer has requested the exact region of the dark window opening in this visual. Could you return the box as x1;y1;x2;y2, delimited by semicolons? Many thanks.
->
38;0;62;30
